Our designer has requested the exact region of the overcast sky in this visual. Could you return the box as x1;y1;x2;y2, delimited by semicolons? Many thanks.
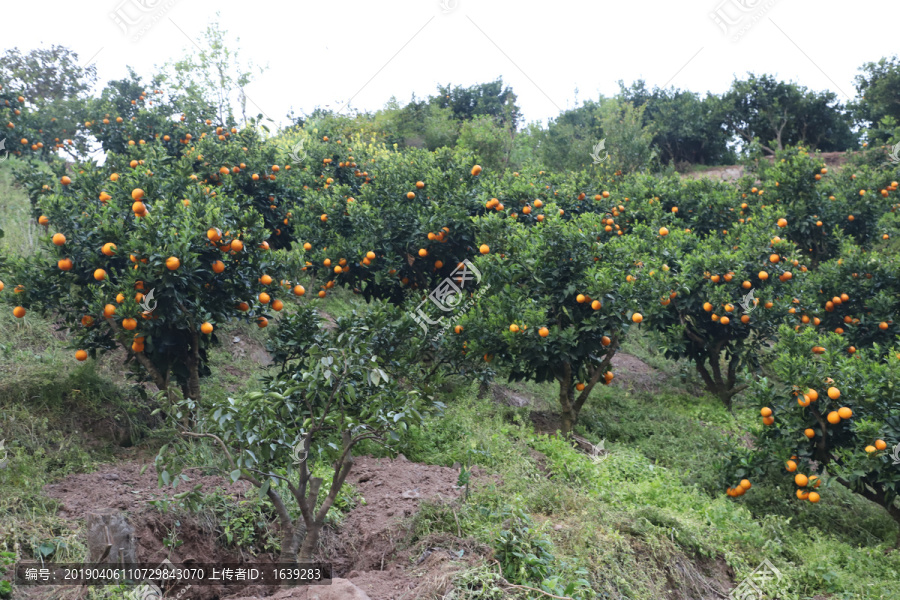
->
4;0;899;128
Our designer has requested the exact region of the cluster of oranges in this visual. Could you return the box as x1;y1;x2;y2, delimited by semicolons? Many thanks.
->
726;479;751;497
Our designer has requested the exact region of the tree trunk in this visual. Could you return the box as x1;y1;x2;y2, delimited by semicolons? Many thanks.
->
557;364;577;438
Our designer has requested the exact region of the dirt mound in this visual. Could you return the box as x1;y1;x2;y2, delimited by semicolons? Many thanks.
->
37;455;488;600
317;455;468;598
609;352;665;392
42;461;268;599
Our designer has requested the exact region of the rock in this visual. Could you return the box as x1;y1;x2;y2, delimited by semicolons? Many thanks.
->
233;336;241;343
101;473;119;481
85;510;137;564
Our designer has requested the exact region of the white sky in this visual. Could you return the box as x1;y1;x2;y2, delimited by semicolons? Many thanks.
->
4;0;899;128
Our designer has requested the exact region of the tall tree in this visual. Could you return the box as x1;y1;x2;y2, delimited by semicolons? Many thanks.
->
620;80;733;167
720;73;856;155
850;55;900;143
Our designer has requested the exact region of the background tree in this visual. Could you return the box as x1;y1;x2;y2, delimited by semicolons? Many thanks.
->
720;74;856;155
850;55;900;143
159;17;267;126
620;80;734;167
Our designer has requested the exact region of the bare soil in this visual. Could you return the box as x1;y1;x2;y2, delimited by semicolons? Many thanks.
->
34;455;491;600
686;151;850;183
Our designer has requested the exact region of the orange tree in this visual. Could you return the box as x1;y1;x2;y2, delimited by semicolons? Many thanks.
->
738;327;900;542
745;146;899;263
0;46;97;162
444;210;653;436
797;240;900;354
291;145;486;304
1;137;290;402
637;211;804;408
156;305;424;561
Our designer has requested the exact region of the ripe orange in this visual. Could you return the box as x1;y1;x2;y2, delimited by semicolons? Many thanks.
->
659;227;669;236
826;411;841;425
875;439;887;450
131;188;144;200
804;428;815;438
122;318;137;330
212;260;225;274
538;327;550;337
207;228;222;242
837;406;852;420
271;299;284;311
259;292;271;304
103;304;116;317
231;239;244;252
879;321;889;330
777;218;787;228
293;285;306;296
703;302;713;312
416;181;425;189
785;460;797;472
601;335;611;346
454;325;463;334
321;214;328;222
762;415;775;425
93;269;107;281
260;274;273;286
75;349;88;361
760;407;772;417
58;258;73;271
471;165;482;176
200;322;214;335
509;324;520;333
576;294;586;304
795;473;809;487
739;479;751;490
318;290;326;298
758;271;769;280
166;257;180;270
52;233;66;246
12;305;26;318
808;492;820;503
592;300;602;310
479;244;490;254
237;302;250;311
257;317;268;328
827;386;840;400
631;312;643;323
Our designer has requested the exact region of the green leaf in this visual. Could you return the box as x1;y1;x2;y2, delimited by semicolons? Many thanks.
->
230;469;242;483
